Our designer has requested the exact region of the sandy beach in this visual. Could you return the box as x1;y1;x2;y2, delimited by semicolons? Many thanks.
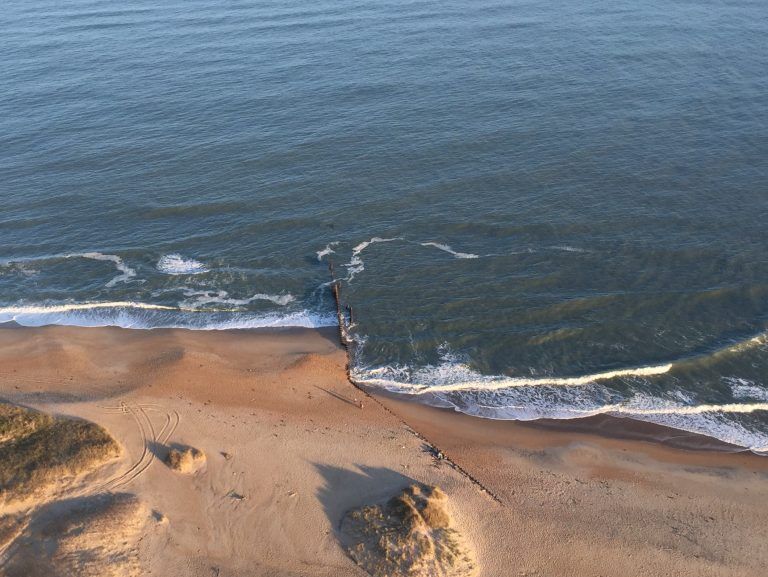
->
1;324;767;577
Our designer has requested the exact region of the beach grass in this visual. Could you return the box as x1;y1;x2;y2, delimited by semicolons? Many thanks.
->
342;484;476;577
0;402;119;503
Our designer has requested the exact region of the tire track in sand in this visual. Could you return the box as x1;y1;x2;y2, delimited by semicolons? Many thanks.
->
96;402;180;492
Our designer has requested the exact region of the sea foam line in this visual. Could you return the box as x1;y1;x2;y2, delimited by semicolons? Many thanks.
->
1;252;137;288
609;402;768;416
472;400;768;418
78;252;137;287
338;236;481;283
0;302;179;314
548;245;590;253
420;242;479;259
343;237;402;282
181;289;295;308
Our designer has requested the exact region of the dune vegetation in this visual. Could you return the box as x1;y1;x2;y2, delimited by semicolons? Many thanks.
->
342;484;476;577
165;445;206;474
0;402;119;503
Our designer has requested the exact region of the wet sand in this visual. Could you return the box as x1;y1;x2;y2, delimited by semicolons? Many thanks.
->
0;324;767;576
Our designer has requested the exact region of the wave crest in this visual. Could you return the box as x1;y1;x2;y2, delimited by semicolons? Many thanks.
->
0;302;335;330
350;337;768;453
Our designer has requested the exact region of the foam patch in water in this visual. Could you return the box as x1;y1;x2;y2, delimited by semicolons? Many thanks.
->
317;242;340;261
727;378;768;402
181;289;295;308
157;254;209;275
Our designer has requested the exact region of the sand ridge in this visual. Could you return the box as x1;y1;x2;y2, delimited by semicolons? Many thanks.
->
2;493;150;577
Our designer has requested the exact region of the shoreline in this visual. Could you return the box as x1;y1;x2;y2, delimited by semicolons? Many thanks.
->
374;393;768;472
369;386;754;455
1;320;763;457
2;324;768;576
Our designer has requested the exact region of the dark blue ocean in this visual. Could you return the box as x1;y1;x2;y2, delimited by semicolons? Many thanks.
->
2;0;768;450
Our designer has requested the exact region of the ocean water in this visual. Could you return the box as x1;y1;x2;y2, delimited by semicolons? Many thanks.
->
2;0;768;451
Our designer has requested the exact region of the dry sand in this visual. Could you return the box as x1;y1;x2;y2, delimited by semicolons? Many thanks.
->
0;324;766;576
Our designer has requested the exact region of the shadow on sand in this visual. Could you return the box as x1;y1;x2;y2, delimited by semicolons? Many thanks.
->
313;463;414;533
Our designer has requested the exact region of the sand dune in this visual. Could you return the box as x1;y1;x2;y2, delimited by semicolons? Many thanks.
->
2;493;148;577
0;403;118;505
342;484;476;577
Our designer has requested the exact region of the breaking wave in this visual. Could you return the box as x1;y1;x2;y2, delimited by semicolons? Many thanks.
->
0;302;336;330
350;336;768;453
728;378;768;402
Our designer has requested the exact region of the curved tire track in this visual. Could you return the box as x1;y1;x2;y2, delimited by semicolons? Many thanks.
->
96;403;180;492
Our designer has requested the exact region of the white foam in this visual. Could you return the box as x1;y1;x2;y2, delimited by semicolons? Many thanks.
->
0;302;177;314
548;245;589;253
317;242;340;262
420;242;479;259
0;252;137;288
610;400;768;416
157;254;209;275
345;255;365;281
343;237;401;282
0;302;179;329
77;252;137;287
0;261;40;278
607;396;768;453
0;302;336;330
351;237;400;254
181;289;295;309
352;361;768;452
354;360;673;393
727;378;768;402
350;335;768;453
356;330;768;395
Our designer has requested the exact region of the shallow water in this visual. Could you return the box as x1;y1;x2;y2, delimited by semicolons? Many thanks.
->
2;0;768;450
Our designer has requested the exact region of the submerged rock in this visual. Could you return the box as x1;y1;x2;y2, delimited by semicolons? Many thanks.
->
341;484;477;577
